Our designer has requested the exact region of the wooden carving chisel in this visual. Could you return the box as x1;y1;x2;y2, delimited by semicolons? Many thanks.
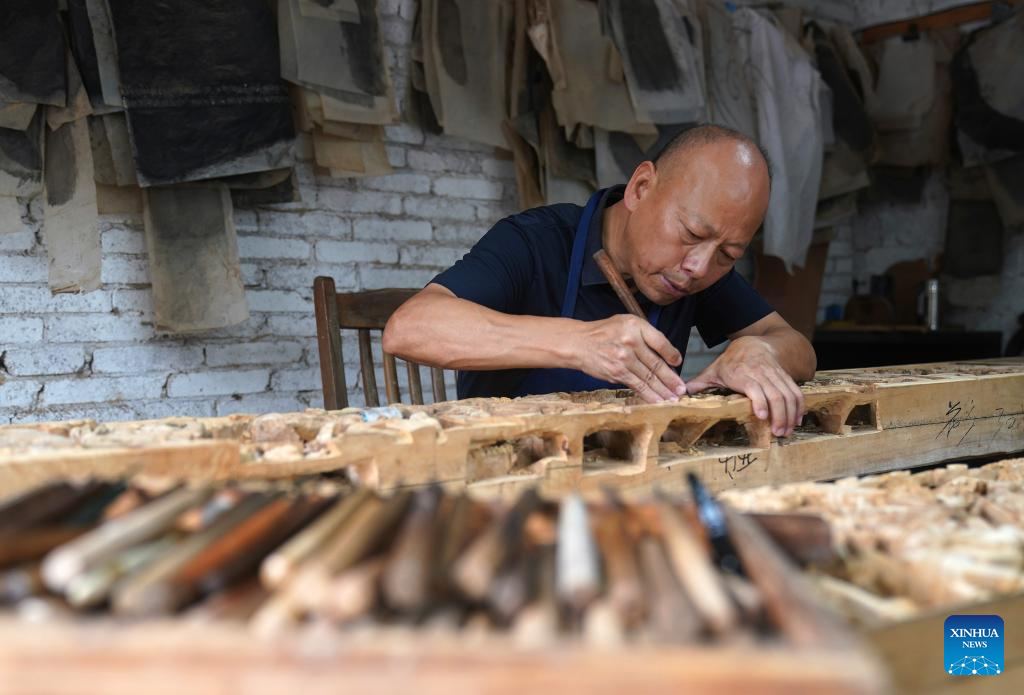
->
555;493;600;621
382;485;443;612
260;489;370;589
0;482;108;532
636;536;702;643
195;496;333;596
42;486;212;592
654;493;738;635
453;489;540;601
512;544;559;648
65;536;179;609
140;496;301;612
722;504;852;647
594;508;646;628
0;528;86;569
487;546;538;625
112;494;273;616
324;557;387;623
687;472;744;575
288;491;411;615
593;249;645;318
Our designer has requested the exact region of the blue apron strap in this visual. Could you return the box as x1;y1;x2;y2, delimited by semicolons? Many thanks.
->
560;189;604;318
647;304;663;328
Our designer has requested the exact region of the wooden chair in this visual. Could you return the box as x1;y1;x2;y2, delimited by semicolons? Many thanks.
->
313;276;451;409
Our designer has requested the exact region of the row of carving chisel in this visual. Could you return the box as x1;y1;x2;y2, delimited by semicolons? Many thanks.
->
0;477;839;646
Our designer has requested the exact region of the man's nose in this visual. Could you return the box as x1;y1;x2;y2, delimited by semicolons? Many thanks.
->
680;244;714;280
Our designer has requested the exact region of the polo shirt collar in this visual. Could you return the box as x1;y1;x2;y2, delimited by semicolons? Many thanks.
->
580;184;627;286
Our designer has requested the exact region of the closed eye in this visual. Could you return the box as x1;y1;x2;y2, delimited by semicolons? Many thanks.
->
682;226;702;242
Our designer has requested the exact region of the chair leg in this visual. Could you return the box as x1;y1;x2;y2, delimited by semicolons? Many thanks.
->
383;351;401;404
358;328;380;407
431;368;447;403
313;276;347;409
407;361;424;405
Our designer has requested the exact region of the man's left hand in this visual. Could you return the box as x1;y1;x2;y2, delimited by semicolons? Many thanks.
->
686;335;805;437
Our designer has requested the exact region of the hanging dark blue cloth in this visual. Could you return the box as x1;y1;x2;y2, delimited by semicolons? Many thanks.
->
512;189;662;396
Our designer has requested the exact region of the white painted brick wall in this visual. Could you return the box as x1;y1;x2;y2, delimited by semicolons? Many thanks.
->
5;346;87;376
41;375;167;407
167;369;270;399
1;316;44;344
0;1;762;424
92;345;203;374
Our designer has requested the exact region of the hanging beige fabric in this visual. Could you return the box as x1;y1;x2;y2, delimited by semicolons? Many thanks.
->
102;113;137;186
818;140;869;200
421;0;445;126
143;185;249;332
319;91;397;126
539;106;595;188
877;29;957;168
0;195;24;235
46;50;93;131
509;0;530;118
88;116;117;186
312;128;392;177
955;11;1024;167
547;0;653;136
42;116;101;294
526;0;567;90
965;11;1024;126
604;0;705;124
697;0;755;137
96;182;143;215
85;0;123;108
428;0;511;148
89;112;137;187
814;191;857;230
501;119;544;209
877;57;952;167
0;110;43;197
870;35;936;132
279;0;397;125
829;25;877;116
544;168;591;205
321;121;384;141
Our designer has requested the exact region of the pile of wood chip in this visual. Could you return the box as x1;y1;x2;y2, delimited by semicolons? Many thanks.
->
722;458;1024;625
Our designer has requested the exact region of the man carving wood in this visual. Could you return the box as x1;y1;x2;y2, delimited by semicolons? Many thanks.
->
384;125;816;437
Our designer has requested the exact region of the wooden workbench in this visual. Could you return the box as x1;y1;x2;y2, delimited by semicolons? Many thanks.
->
2;359;1023;500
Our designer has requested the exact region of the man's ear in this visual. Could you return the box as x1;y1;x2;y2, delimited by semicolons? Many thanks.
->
623;160;657;212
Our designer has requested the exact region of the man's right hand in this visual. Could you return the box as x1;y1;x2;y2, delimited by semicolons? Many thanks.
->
571;314;687;403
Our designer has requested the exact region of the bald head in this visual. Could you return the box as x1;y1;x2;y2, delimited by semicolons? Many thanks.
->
653;124;772;188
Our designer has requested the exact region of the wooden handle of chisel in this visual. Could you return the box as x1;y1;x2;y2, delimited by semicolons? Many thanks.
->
382;486;442;612
723;504;851;647
636;536;702;643
747;512;836;567
593;249;645;319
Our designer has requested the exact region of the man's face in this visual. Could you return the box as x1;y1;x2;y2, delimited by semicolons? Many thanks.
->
621;141;770;306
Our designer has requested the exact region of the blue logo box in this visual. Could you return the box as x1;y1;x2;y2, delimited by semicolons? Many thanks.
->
945;615;1004;675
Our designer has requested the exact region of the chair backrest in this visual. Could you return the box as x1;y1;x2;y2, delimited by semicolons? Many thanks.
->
313;276;451;409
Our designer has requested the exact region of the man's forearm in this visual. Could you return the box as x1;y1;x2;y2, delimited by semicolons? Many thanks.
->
384;291;580;371
753;327;817;382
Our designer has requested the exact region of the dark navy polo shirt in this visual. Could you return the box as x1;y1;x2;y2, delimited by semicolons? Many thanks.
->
431;186;773;399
